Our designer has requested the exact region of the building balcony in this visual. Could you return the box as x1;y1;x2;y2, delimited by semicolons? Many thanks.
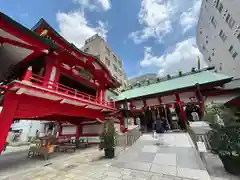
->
8;73;116;112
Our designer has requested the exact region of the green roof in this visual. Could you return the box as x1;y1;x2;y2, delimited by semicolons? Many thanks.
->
117;71;232;101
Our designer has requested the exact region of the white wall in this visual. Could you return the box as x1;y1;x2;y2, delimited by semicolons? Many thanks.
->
62;126;77;135
197;0;240;78
82;124;103;134
11;120;45;142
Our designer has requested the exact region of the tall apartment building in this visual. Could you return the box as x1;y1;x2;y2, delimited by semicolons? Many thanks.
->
197;0;240;79
81;34;127;91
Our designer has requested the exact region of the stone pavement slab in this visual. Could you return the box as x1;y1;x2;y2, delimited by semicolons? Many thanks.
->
0;144;200;180
112;133;211;180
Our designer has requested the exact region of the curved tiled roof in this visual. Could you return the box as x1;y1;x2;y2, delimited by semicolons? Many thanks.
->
117;70;232;101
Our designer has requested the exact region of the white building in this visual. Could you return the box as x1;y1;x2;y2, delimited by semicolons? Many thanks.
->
197;0;240;78
81;34;127;92
9;120;55;143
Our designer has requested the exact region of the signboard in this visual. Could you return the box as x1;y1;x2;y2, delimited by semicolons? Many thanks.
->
146;98;159;106
132;100;144;109
179;92;197;103
162;95;176;103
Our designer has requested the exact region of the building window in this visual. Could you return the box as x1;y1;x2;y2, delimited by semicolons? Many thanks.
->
205;36;208;44
211;16;217;28
219;30;227;42
208;57;212;63
118;60;122;67
113;55;117;62
113;64;117;72
105;57;110;66
106;47;110;56
219;63;223;71
226;13;236;29
229;45;238;59
215;0;223;13
237;33;240;41
84;47;89;52
212;49;215;56
202;44;206;50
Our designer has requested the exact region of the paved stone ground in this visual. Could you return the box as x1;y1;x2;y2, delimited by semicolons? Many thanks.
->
204;152;240;180
2;145;30;155
0;146;197;180
0;133;211;180
112;133;211;180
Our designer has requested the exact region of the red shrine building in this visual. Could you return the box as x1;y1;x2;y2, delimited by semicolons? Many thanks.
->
0;12;121;153
0;12;240;154
116;67;240;131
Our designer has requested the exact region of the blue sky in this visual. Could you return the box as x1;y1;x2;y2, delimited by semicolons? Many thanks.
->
0;0;206;79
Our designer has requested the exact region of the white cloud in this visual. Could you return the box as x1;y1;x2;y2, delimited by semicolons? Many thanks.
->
140;38;207;76
129;0;202;43
179;0;202;34
129;0;176;44
74;0;111;11
56;11;108;48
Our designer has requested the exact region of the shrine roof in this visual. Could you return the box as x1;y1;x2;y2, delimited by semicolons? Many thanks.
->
32;19;119;85
0;12;57;49
116;69;232;101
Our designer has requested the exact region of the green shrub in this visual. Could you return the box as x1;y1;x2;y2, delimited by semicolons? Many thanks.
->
204;104;240;157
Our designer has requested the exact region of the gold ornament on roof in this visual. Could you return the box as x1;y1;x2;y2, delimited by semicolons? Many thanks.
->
40;29;48;37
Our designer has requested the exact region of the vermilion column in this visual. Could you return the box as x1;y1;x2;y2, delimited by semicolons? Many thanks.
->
22;66;32;82
101;88;105;102
0;92;19;154
58;123;62;137
175;93;186;121
97;88;102;103
120;113;126;133
76;125;81;139
43;57;60;88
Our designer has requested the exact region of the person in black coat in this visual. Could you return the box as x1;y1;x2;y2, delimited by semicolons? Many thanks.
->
156;118;164;133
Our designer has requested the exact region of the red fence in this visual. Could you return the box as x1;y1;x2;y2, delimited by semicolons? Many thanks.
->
29;74;115;109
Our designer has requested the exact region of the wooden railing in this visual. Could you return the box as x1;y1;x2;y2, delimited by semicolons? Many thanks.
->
28;74;115;108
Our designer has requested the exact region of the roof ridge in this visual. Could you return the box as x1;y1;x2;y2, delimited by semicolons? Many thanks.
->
125;67;215;91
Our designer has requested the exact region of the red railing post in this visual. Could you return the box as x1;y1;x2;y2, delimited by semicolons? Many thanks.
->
23;66;32;82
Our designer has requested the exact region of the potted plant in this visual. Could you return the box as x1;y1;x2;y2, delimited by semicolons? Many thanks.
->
99;118;117;158
203;104;240;175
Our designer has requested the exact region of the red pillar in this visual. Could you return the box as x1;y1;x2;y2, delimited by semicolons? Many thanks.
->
120;113;127;133
97;87;105;104
58;123;62;137
76;125;81;139
97;88;102;103
0;92;19;154
101;88;105;102
43;57;60;88
22;66;32;82
175;94;186;121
